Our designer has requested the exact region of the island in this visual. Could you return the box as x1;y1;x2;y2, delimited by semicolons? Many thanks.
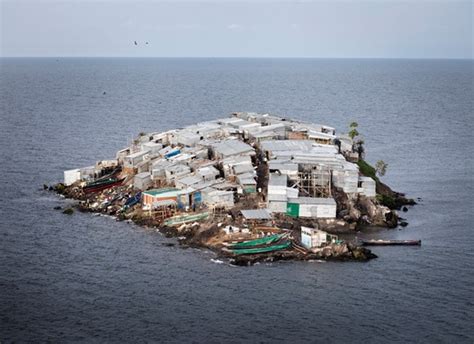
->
52;112;415;266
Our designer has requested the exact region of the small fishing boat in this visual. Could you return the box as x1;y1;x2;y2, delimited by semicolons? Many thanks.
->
123;192;142;209
228;233;286;249
361;239;421;246
231;241;292;255
83;177;125;194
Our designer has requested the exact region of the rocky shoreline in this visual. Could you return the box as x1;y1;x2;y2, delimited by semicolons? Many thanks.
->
48;175;413;266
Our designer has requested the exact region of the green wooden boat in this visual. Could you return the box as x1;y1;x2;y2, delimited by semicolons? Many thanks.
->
231;241;291;255
229;233;285;249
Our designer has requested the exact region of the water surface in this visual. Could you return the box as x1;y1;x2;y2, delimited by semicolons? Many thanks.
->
1;58;473;342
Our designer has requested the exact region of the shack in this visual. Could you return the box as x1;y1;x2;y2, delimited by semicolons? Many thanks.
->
134;172;153;191
358;176;376;198
241;209;272;226
287;197;337;218
301;226;338;249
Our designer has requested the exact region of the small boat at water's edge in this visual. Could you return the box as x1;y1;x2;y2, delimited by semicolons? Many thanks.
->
361;239;421;246
230;241;292;255
83;177;125;194
228;233;286;249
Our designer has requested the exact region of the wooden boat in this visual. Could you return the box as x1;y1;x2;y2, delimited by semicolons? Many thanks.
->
231;241;291;255
361;239;421;246
123;192;142;208
164;212;210;226
83;177;125;194
228;233;286;249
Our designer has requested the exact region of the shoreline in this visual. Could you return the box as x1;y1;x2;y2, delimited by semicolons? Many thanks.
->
52;112;416;266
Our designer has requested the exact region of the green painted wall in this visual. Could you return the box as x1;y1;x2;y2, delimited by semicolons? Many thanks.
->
286;203;299;217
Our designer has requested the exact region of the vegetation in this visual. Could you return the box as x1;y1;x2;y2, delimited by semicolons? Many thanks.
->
62;208;74;215
348;121;359;140
375;160;388;177
54;183;66;194
376;194;397;209
357;159;379;182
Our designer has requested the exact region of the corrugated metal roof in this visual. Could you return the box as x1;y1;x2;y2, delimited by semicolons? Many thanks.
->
261;140;314;152
269;173;287;186
212;139;254;157
241;209;272;220
288;197;336;205
144;188;180;197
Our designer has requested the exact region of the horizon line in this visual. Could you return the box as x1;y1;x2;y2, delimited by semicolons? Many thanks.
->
1;56;472;60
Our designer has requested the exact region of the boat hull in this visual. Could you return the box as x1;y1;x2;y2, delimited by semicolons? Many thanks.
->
83;178;125;194
362;240;421;246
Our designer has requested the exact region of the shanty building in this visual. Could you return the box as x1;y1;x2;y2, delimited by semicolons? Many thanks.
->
196;166;220;181
236;173;257;193
164;164;192;183
211;139;255;159
241;209;272;226
142;188;201;209
142;188;181;207
201;187;235;209
175;175;201;189
358;176;376;198
301;227;338;249
286;197;337;218
267;174;288;213
134;172;153;190
141;141;163;156
124;151;149;171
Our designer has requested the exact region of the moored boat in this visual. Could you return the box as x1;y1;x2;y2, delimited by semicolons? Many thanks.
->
83;177;125;194
228;233;286;249
230;241;292;255
361;239;421;246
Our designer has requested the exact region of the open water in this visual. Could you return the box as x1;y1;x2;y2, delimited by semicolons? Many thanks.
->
0;58;473;343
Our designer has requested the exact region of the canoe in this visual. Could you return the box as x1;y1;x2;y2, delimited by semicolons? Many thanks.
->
228;233;285;249
231;241;291;255
83;178;125;194
361;239;421;246
164;212;210;226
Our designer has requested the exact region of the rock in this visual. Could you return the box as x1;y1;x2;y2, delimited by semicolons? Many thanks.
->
43;184;49;190
399;221;408;227
62;208;74;215
53;206;62;210
162;242;175;247
384;210;398;228
402;206;408;212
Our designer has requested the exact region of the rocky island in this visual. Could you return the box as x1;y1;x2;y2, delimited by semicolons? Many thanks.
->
53;112;415;266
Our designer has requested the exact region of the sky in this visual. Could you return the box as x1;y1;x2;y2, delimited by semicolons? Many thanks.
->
0;0;472;58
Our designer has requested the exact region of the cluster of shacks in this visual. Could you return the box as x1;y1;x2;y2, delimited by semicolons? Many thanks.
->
64;112;376;219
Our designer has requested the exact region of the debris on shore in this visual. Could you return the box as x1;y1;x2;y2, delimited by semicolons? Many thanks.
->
51;112;416;265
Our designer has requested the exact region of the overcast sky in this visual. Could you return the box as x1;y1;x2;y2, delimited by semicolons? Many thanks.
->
1;0;472;58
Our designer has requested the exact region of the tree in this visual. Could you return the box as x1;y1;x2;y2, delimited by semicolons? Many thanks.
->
348;128;359;140
355;139;365;159
348;121;359;140
375;160;388;177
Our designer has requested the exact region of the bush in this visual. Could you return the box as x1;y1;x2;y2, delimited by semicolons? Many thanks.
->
376;194;396;209
357;160;379;182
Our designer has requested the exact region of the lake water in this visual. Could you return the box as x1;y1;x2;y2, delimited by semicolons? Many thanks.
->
1;58;473;343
